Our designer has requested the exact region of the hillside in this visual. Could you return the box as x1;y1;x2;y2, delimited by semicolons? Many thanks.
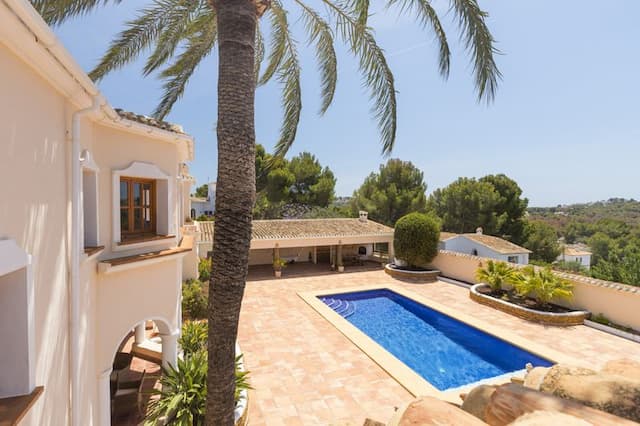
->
528;198;640;233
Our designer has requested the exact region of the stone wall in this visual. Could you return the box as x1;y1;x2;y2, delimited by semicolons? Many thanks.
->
432;250;640;330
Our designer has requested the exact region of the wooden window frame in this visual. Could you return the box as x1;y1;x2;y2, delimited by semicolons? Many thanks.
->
119;177;156;241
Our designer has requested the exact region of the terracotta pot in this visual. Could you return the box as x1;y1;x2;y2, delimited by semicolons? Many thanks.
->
274;270;282;278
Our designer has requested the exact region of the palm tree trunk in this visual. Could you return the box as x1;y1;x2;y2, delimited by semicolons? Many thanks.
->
208;0;257;424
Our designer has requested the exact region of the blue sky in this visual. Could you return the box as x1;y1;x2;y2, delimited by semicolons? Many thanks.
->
53;1;640;207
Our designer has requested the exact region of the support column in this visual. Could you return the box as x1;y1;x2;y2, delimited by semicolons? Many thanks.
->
337;242;344;272
98;367;113;426
160;331;179;370
134;322;146;346
274;244;280;262
388;239;395;263
312;246;317;264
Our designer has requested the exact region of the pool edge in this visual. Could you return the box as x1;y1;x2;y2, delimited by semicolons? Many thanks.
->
298;283;582;402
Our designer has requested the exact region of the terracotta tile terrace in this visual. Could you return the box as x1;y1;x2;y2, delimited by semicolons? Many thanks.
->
238;265;640;425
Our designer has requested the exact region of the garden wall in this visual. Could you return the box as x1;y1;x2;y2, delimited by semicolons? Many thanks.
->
432;250;640;330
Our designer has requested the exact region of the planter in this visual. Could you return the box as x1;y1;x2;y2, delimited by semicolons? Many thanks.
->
384;263;440;283
470;284;589;326
337;265;344;273
274;270;282;278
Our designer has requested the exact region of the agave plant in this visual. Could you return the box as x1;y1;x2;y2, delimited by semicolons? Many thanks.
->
146;351;252;425
513;266;574;307
475;260;519;292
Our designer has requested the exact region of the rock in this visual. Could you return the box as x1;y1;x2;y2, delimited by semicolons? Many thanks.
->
538;364;640;422
522;367;551;390
460;385;497;421
390;396;487;426
601;359;640;382
508;411;593;425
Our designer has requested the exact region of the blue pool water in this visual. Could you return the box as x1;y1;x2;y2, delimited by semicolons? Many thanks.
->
319;289;552;390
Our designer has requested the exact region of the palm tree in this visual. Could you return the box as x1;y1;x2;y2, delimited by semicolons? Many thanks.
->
513;266;574;307
475;260;519;292
33;0;501;422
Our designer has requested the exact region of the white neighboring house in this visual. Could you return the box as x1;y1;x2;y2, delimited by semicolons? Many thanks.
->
558;244;592;269
190;181;216;218
440;228;531;265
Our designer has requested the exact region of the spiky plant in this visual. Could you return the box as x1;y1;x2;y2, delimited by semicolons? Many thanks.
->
513;266;574;307
32;0;501;422
476;260;519;292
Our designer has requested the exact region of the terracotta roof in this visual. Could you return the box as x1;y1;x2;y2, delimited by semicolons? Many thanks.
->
460;233;532;254
563;245;591;256
197;218;393;242
115;108;185;134
439;232;457;241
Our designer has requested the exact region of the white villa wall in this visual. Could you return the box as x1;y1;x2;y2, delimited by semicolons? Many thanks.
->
433;250;640;330
0;42;72;424
0;13;193;424
560;253;591;269
443;236;528;265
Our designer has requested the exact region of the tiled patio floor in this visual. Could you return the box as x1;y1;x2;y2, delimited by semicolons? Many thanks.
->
238;268;640;425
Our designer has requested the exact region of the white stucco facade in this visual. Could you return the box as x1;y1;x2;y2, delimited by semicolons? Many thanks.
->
0;2;194;424
190;181;216;218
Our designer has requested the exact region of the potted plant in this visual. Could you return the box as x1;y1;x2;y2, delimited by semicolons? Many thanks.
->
273;258;287;278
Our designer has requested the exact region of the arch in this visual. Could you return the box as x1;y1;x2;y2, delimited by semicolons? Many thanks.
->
103;315;175;374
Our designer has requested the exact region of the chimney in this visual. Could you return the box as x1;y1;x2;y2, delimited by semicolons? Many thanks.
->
359;211;368;222
476;227;483;235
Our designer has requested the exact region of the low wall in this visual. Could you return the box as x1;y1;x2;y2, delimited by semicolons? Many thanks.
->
432;250;640;330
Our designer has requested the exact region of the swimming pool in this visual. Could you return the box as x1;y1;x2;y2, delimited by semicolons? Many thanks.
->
319;289;552;391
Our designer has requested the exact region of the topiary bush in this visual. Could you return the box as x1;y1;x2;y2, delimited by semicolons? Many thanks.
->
393;212;441;269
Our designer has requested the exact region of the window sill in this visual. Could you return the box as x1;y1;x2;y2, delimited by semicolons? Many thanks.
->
99;236;193;274
112;235;175;252
0;386;43;426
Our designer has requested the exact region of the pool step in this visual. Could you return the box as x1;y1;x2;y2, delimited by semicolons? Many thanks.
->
320;297;355;318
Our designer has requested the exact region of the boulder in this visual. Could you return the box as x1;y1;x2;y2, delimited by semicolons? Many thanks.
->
508;410;593;426
390;396;487;426
460;385;497;421
531;364;640;422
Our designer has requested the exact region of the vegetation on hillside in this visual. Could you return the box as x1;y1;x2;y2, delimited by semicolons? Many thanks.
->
529;199;640;286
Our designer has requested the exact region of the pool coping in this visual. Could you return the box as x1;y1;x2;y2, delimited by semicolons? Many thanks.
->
298;282;582;402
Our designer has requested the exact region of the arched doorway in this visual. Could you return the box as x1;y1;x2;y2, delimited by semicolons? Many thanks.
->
99;318;178;426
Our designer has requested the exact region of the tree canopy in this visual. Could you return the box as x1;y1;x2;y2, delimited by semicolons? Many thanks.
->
254;146;336;218
479;174;528;243
523;220;560;263
194;184;209;198
350;159;427;226
427;177;500;234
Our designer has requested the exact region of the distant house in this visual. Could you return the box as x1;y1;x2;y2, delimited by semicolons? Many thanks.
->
558;244;592;269
190;181;216;218
440;228;531;265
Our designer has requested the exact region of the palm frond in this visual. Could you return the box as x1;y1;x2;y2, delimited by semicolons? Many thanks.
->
88;0;187;81
293;0;337;114
450;0;501;102
322;0;397;154
31;0;123;25
142;0;208;77
152;9;217;119
258;3;288;86
269;1;302;158
387;0;450;77
255;23;265;83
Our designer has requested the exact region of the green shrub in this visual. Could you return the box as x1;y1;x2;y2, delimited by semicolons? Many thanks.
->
475;260;519;292
393;212;441;268
513;266;573;307
196;214;214;221
179;320;208;357
198;257;212;282
182;279;207;320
